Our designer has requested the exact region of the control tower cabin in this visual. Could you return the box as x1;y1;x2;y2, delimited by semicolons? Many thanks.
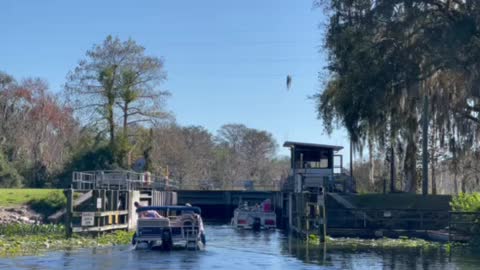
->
283;141;349;193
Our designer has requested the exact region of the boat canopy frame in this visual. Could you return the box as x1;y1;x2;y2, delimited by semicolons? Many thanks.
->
136;206;201;215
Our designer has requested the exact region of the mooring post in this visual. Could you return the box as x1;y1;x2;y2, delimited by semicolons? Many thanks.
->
296;194;301;233
305;203;309;241
288;193;293;229
65;188;73;238
225;191;232;219
101;189;107;227
321;202;326;243
317;203;321;241
317;189;326;243
448;212;451;243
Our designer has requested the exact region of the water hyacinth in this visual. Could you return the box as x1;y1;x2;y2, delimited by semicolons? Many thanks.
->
0;226;134;257
306;234;451;251
0;224;65;236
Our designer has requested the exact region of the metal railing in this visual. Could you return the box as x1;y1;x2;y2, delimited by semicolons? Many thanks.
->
72;170;178;191
326;208;450;230
449;211;480;234
177;183;280;191
280;173;356;193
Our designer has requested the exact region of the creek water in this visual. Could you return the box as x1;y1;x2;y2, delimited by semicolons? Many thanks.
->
1;224;479;270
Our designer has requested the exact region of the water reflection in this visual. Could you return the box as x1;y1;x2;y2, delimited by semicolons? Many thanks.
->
1;225;480;270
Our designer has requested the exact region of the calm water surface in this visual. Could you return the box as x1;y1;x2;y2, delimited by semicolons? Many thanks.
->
1;224;479;270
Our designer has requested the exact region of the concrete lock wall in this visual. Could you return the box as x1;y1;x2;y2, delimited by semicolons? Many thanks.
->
127;191;140;231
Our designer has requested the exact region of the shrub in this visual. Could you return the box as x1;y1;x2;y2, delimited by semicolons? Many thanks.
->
450;193;480;238
0;152;23;187
450;193;480;212
28;191;67;220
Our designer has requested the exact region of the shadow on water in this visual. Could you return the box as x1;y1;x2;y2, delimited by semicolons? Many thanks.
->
2;224;480;270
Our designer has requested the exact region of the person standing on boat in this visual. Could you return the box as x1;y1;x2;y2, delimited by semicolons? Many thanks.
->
185;204;204;233
134;201;162;218
185;203;206;246
262;199;272;212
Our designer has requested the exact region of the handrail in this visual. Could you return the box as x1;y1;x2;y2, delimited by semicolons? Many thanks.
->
72;170;178;191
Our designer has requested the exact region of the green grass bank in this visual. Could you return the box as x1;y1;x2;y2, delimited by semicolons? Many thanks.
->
0;189;63;207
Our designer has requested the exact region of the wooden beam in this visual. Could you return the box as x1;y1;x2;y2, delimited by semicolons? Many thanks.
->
72;224;129;233
65;188;73;238
72;210;128;217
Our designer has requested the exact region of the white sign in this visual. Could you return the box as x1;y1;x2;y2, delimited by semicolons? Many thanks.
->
96;198;102;209
81;212;95;226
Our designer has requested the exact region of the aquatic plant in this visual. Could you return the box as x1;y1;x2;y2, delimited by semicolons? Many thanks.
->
0;224;65;236
0;230;134;257
307;234;445;250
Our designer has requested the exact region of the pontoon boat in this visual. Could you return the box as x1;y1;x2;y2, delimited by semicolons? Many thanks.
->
231;200;276;230
132;206;206;250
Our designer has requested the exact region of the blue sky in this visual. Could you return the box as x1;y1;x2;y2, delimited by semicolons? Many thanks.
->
1;0;349;159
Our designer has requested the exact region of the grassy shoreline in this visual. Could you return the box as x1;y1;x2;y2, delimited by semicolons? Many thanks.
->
0;189;62;207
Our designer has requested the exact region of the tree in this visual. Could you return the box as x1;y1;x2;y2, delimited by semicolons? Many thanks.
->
216;124;249;185
1;72;77;187
315;0;480;194
0;151;22;187
241;128;277;182
65;35;170;167
216;124;278;188
181;126;215;181
148;124;215;188
23;79;76;187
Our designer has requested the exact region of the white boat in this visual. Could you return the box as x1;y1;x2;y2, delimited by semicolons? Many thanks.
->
231;201;276;230
132;206;206;250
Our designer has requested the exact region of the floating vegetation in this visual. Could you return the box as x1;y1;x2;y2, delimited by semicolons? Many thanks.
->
306;234;462;251
0;224;65;236
0;227;134;257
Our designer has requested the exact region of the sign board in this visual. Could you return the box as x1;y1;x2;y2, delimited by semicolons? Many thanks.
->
383;211;392;218
96;198;102;209
81;212;95;226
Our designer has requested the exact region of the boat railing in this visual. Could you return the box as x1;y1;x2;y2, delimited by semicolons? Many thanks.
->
138;218;170;228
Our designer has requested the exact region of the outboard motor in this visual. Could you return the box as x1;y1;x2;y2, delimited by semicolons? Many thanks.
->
200;232;206;245
161;228;173;251
252;217;261;231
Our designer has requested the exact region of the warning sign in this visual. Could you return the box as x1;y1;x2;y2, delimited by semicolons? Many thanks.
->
81;212;95;226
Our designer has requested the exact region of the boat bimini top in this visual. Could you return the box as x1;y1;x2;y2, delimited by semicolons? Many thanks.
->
136;206;201;215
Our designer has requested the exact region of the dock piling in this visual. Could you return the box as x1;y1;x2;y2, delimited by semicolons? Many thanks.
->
65;188;73;238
